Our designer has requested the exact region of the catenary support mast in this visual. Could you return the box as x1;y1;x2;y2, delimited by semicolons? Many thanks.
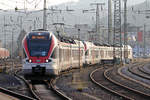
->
113;0;122;64
43;0;47;30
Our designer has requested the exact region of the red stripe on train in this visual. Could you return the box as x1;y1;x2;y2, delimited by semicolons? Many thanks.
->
24;38;30;57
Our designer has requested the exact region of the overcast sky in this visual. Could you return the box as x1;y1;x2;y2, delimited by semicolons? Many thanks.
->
0;0;147;10
129;0;145;5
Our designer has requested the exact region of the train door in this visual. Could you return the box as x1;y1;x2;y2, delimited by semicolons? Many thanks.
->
98;48;101;63
57;44;61;72
59;46;63;71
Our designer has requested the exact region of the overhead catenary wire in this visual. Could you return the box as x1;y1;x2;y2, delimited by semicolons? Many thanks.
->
26;0;37;4
34;0;42;9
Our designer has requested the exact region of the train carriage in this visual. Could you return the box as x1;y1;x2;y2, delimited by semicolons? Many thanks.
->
22;29;133;80
22;30;86;79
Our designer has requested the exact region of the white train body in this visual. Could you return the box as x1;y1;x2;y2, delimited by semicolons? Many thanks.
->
22;30;133;80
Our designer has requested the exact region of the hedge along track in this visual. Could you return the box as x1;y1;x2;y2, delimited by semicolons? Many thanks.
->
91;66;150;100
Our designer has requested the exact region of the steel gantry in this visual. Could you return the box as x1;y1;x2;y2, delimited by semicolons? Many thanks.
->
113;0;122;64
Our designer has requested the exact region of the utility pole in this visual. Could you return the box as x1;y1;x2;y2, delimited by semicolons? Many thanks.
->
43;0;47;30
11;30;13;59
124;0;127;45
108;0;112;44
78;29;81;70
91;3;105;43
34;20;36;30
3;16;6;71
4;16;6;57
143;24;146;57
124;0;127;60
137;27;140;57
20;16;23;31
11;28;14;73
113;0;122;65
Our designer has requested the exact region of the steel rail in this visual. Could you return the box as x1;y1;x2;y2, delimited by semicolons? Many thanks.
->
90;67;132;100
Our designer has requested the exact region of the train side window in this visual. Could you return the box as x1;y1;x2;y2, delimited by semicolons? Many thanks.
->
60;48;63;62
128;51;130;55
85;50;89;56
51;48;57;59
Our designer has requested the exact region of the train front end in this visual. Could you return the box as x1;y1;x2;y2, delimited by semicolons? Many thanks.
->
22;31;58;80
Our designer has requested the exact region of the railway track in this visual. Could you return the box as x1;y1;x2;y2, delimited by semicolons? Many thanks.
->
117;64;150;96
31;81;61;100
138;64;150;76
54;64;123;100
0;61;35;100
0;82;35;100
30;79;71;100
15;71;41;99
128;63;150;80
90;66;150;100
50;78;72;100
106;67;150;99
15;70;71;100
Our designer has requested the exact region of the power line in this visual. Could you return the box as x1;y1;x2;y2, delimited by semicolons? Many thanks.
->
34;0;42;8
90;3;105;43
26;0;37;4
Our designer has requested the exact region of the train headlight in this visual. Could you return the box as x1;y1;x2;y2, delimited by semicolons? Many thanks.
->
29;59;32;63
46;59;49;63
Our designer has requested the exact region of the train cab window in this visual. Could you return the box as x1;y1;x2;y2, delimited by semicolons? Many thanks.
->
28;37;51;57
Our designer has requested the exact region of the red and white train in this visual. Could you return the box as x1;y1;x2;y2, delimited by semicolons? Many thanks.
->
22;30;133;80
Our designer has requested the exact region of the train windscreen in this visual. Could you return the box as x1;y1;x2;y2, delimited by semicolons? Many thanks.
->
27;33;51;57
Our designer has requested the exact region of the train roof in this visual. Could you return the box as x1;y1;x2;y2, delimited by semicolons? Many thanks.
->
94;42;112;47
32;29;48;32
123;45;132;49
58;36;76;44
